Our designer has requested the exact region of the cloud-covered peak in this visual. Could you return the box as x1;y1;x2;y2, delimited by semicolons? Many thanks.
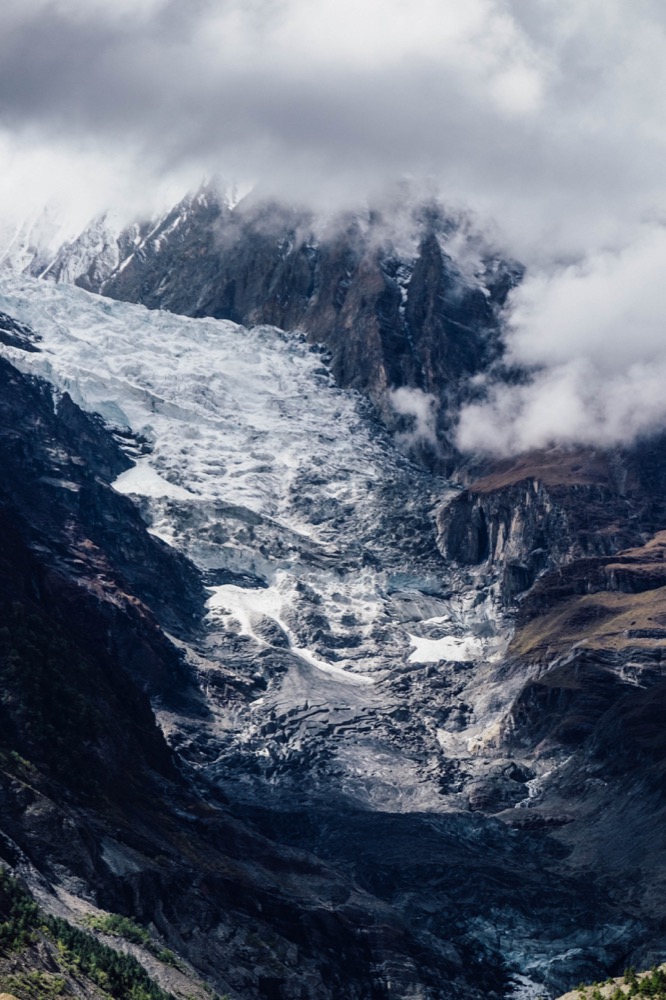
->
0;0;663;261
4;0;666;454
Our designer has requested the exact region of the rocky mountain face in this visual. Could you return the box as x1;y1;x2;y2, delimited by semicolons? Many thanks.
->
33;186;521;467
435;445;666;974
0;187;665;1000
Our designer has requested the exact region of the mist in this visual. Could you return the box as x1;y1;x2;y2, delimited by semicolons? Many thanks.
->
388;388;439;449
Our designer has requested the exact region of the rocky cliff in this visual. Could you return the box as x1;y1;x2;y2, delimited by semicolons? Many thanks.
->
434;444;666;981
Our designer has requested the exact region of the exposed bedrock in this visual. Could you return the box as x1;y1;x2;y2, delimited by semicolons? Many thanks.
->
436;443;666;603
426;443;666;990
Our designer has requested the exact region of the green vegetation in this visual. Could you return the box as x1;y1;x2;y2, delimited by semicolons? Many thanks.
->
0;870;174;1000
84;913;152;948
84;913;183;970
571;966;666;999
2;971;68;999
155;949;180;968
0;868;40;952
47;915;172;1000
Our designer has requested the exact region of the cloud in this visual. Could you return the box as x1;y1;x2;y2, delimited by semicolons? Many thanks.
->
457;226;666;454
0;0;663;259
3;0;666;456
388;387;438;448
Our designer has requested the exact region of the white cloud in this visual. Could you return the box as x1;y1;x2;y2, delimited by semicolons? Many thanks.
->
3;0;666;459
0;0;593;242
389;387;438;448
0;132;199;237
457;226;666;454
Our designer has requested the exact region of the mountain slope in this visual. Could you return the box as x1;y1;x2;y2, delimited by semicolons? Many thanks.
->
3;270;666;997
0;307;507;1000
3;185;666;998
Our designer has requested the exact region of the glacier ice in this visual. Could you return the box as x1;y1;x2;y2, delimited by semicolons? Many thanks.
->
0;270;509;816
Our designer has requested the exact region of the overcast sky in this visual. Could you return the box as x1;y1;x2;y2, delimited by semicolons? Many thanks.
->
1;0;664;252
2;0;666;452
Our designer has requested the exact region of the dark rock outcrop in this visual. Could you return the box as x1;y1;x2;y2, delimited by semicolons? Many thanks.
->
429;442;666;986
436;446;666;604
0;310;41;352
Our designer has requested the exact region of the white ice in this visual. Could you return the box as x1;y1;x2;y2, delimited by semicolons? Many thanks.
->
408;634;484;663
113;458;194;500
0;272;408;687
0;272;385;546
506;974;549;1000
207;581;374;686
408;630;507;663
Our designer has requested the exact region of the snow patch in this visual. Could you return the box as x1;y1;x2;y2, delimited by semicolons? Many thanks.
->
408;631;506;663
506;974;549;1000
207;582;375;686
113;458;194;500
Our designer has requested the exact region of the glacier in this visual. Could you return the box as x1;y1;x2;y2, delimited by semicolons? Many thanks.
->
0;270;508;813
